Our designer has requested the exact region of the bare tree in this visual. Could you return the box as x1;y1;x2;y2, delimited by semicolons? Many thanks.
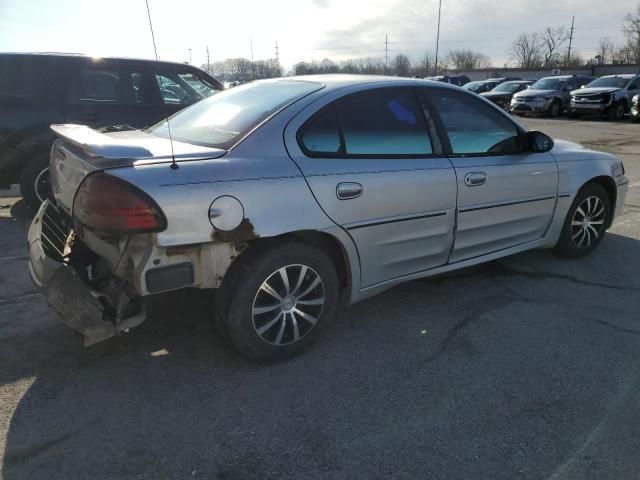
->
510;33;543;68
596;38;616;64
541;27;567;66
446;49;491;71
410;52;435;77
622;4;640;63
392;54;412;77
563;51;585;67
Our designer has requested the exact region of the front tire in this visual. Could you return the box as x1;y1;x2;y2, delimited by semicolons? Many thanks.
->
548;100;561;118
218;241;339;361
608;102;625;121
19;155;50;210
555;183;611;258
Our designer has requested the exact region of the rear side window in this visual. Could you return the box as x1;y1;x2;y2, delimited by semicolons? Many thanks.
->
427;88;521;155
299;107;341;154
299;87;433;157
69;67;154;105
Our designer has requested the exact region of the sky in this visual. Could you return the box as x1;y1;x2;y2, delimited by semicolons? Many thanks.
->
0;0;634;71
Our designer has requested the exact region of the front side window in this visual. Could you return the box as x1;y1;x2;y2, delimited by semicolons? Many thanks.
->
148;79;322;149
156;71;220;106
338;88;432;155
428;88;522;155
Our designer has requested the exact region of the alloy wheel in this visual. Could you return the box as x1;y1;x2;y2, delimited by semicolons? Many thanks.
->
252;264;325;346
571;195;605;249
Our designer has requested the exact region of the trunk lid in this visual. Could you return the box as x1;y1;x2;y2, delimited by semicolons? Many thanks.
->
49;124;225;215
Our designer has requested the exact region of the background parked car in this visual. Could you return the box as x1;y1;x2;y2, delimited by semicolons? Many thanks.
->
424;75;470;86
0;52;223;208
464;77;521;95
632;94;640;122
480;80;533;109
569;74;640;121
510;75;594;117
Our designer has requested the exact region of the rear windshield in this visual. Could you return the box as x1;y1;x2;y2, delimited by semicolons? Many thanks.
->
148;80;322;149
586;76;631;89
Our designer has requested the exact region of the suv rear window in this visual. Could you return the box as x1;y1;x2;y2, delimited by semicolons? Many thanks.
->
0;57;44;102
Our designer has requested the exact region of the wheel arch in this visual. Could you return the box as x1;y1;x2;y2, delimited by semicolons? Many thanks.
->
580;175;617;228
231;229;357;306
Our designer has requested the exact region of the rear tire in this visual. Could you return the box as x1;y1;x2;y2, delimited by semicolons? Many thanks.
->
555;183;611;258
19;155;50;210
218;241;339;361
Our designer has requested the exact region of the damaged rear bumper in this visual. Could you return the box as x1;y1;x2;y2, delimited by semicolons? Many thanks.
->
27;201;146;345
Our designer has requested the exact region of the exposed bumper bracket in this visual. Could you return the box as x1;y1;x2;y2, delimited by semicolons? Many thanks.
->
46;265;146;346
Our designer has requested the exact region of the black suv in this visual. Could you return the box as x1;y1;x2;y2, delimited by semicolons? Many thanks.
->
0;53;223;208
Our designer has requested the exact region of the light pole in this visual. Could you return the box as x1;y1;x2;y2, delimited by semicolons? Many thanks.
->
433;0;442;76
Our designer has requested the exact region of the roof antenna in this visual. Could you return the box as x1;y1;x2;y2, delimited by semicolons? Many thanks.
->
145;0;178;170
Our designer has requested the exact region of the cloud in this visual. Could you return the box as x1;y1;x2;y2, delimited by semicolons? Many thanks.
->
311;0;330;7
315;0;633;65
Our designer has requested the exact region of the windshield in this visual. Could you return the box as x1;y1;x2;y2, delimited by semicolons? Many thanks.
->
586;76;632;89
531;78;567;90
148;80;322;149
464;81;497;93
493;82;525;93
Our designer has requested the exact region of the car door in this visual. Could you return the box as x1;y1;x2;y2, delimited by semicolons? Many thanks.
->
64;61;163;129
284;85;457;288
423;86;558;262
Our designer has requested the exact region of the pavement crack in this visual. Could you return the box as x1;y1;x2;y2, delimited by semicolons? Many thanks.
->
583;316;640;337
491;261;638;292
0;291;42;307
5;432;74;465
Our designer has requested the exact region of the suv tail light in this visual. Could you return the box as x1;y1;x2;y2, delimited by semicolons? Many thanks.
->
73;173;166;234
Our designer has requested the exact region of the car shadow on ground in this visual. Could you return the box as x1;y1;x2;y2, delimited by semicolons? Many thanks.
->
3;231;640;480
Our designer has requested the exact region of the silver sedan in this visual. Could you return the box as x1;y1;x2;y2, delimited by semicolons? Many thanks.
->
28;75;629;360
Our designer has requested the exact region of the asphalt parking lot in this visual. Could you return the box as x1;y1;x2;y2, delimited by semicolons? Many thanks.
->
1;117;639;480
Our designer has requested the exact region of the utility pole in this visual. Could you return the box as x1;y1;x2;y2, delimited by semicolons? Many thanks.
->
434;0;442;76
274;40;280;64
250;37;255;80
566;16;575;65
188;48;192;64
385;34;389;72
206;46;210;73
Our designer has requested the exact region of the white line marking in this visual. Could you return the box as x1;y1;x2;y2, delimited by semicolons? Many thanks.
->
629;181;640;189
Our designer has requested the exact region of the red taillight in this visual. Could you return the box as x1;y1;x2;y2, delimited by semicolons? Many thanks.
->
73;174;166;234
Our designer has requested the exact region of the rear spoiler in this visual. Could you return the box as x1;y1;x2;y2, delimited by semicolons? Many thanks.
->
49;124;226;165
50;124;154;159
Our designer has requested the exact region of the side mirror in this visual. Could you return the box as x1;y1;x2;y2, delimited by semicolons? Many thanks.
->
526;131;554;153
